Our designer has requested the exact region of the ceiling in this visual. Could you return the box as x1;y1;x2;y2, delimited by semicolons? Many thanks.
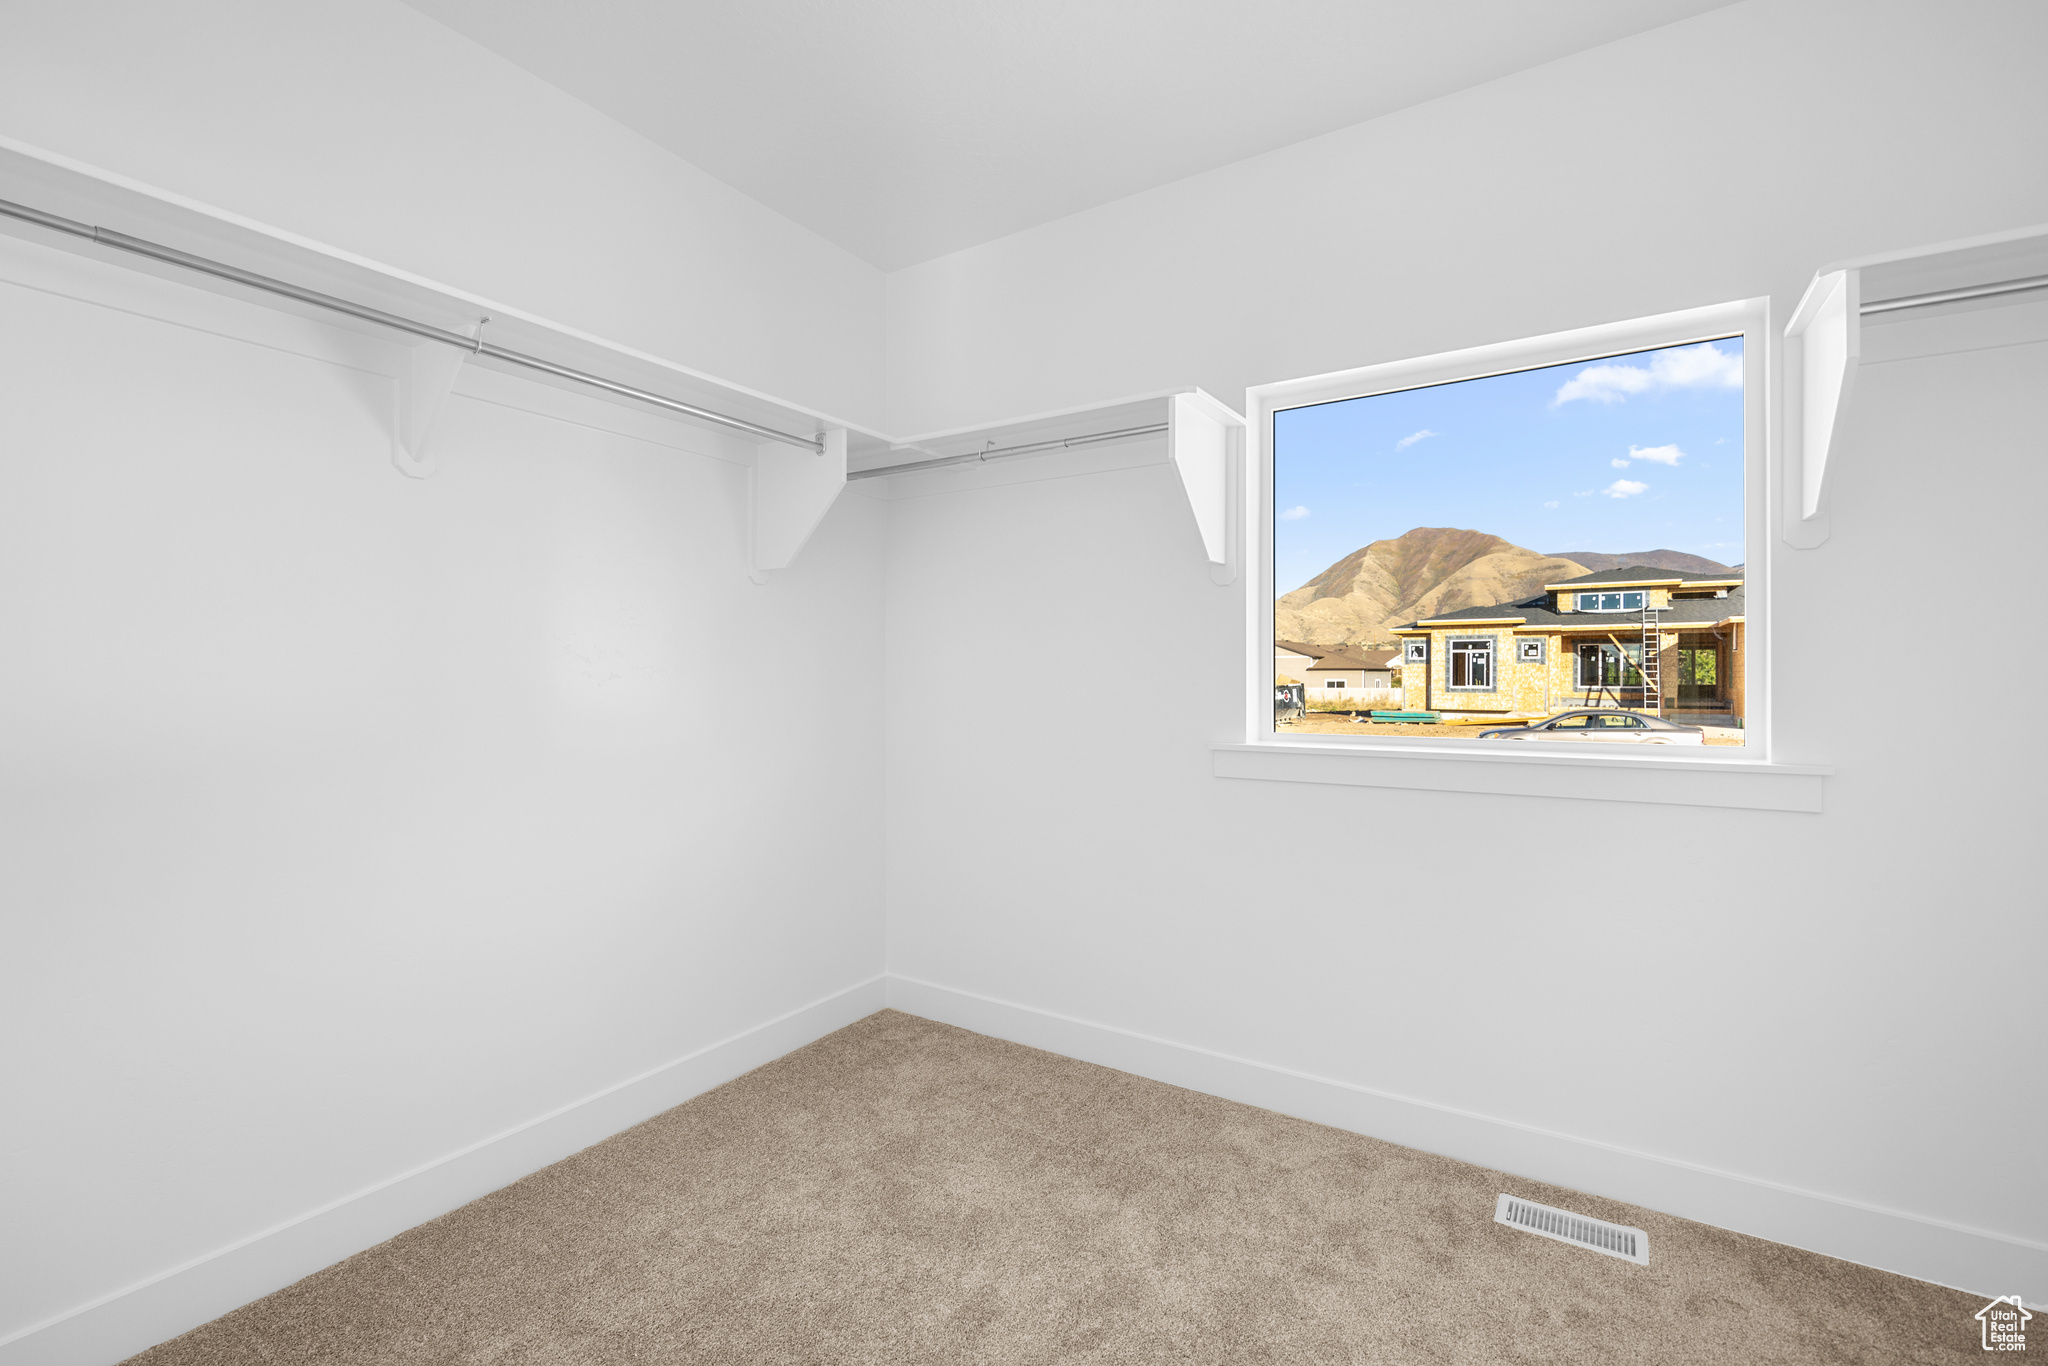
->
402;0;1738;271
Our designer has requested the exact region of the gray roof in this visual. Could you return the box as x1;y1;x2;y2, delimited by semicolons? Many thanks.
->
1548;565;1745;586
1395;586;1745;632
1305;648;1397;672
1275;639;1338;659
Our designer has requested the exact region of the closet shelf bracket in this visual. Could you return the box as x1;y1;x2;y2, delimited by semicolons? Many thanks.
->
1167;390;1245;586
750;427;846;584
393;322;484;479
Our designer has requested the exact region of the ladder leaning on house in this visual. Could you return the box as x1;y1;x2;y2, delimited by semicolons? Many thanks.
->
1638;600;1662;714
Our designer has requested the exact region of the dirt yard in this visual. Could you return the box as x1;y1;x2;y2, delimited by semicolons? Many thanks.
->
1277;715;1746;745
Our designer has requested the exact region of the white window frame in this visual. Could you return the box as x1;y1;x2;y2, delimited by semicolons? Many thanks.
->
1222;297;1831;813
1576;590;1647;612
1445;636;1496;692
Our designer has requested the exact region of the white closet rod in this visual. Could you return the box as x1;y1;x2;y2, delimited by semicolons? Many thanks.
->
1861;273;2048;315
849;422;1168;481
0;195;825;451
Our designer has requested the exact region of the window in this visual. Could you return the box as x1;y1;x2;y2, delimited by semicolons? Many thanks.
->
1448;638;1494;689
1325;680;1347;689
1253;296;1764;765
1576;641;1643;690
1676;644;1724;707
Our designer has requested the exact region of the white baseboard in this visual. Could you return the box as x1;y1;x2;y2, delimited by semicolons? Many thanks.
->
885;974;2047;1309
12;968;2037;1366
0;975;888;1366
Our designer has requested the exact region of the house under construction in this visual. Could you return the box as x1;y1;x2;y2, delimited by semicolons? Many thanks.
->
1388;566;1745;725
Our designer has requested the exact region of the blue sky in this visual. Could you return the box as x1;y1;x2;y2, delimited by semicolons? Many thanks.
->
1273;339;1745;593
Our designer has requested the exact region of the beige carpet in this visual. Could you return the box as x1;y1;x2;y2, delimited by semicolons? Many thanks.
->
128;1010;1986;1364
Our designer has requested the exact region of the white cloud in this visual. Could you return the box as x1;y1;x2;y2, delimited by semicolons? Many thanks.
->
1278;505;1310;520
1611;458;1631;468
1394;429;1437;451
1601;479;1649;498
1553;343;1742;406
1655;344;1743;388
1543;500;1560;509
1628;443;1685;466
1558;366;1651;406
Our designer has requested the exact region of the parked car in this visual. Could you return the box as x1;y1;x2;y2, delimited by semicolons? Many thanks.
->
1477;710;1705;744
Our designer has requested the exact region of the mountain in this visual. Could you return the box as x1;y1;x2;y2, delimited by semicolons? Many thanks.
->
1542;549;1736;575
1274;528;1590;651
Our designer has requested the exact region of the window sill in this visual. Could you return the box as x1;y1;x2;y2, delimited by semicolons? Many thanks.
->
1212;741;1830;812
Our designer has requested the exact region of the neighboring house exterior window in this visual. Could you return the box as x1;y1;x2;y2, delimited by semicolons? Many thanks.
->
1325;680;1346;688
1448;637;1494;689
1576;590;1646;612
1576;641;1643;689
1404;640;1427;664
1678;647;1718;690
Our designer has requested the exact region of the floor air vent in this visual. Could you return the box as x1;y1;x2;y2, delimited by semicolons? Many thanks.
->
1494;1194;1649;1265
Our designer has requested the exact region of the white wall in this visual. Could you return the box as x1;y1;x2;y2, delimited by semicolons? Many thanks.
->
0;8;894;1356
0;228;886;1356
883;0;2048;434
881;0;2048;1301
0;0;886;429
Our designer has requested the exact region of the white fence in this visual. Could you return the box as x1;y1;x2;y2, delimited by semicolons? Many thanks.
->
1308;684;1398;704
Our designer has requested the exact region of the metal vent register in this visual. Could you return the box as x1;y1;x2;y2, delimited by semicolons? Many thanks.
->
1494;1195;1650;1266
